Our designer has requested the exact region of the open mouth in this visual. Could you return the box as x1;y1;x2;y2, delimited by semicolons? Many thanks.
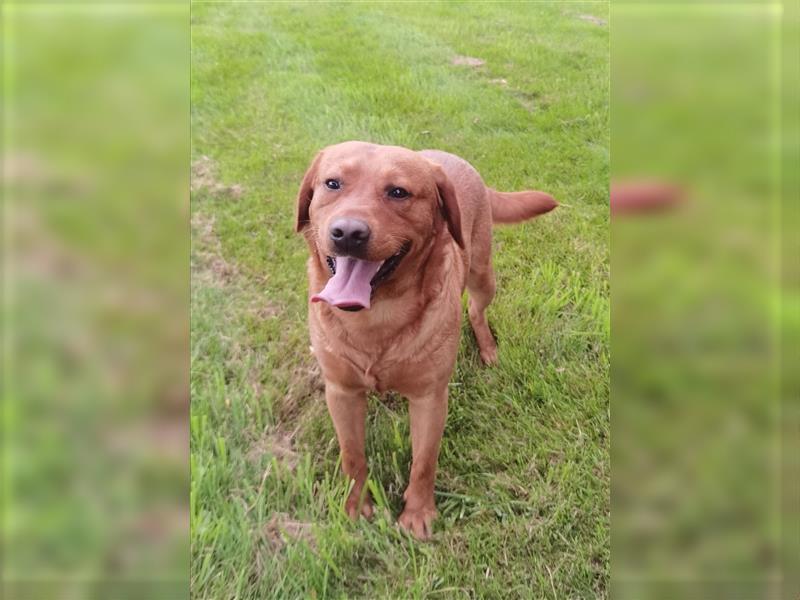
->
312;242;411;311
326;242;411;290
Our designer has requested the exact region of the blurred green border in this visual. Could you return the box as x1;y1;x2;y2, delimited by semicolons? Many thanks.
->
2;1;190;598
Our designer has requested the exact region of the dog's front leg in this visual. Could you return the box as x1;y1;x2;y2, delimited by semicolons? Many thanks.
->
325;381;373;520
399;385;448;540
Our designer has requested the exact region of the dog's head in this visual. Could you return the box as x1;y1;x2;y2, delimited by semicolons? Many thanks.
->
295;141;462;311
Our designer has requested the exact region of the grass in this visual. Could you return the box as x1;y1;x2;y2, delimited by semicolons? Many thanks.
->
610;7;786;596
190;2;608;598
3;9;188;596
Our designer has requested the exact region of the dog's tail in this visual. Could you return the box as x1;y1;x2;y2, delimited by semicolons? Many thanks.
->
488;188;558;224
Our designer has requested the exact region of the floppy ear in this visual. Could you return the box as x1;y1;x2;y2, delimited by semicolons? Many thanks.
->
295;152;323;233
431;165;464;248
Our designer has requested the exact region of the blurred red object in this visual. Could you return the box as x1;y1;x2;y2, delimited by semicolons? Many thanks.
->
610;181;685;216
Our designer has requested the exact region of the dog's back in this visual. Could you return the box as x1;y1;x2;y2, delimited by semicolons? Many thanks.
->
419;148;558;272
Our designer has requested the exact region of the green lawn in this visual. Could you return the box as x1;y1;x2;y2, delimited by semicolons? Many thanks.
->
190;3;608;598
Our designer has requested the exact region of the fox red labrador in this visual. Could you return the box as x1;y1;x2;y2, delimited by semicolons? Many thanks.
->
296;141;556;538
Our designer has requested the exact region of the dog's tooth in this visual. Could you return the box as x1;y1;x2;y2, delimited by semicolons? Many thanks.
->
325;256;336;275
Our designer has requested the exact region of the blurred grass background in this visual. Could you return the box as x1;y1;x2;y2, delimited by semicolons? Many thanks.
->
2;3;189;599
3;1;797;599
611;2;798;599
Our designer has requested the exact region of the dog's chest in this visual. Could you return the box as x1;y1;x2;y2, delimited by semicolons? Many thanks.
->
310;276;464;395
313;314;460;396
351;347;448;396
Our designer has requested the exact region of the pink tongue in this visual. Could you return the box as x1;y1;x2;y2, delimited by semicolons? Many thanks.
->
311;256;383;309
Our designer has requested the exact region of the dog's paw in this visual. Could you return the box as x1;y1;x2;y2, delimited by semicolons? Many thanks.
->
479;344;498;366
398;505;437;540
345;489;374;520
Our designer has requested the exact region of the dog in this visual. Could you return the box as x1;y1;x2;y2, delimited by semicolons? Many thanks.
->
296;141;557;539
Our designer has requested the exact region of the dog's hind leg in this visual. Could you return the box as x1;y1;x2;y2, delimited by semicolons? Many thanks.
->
467;261;498;365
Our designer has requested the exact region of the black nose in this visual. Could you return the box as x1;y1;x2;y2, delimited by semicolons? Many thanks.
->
329;218;371;255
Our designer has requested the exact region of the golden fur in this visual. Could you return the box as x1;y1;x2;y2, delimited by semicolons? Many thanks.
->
296;141;556;538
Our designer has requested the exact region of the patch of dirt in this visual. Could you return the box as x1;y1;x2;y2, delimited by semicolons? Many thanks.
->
191;212;238;287
11;204;93;281
261;513;315;551
191;155;244;199
3;153;49;183
511;89;546;113
578;14;606;26
247;430;299;471
191;214;282;319
279;360;324;425
548;451;565;467
130;507;190;541
252;513;315;577
248;300;281;321
452;55;485;67
105;418;188;463
378;391;405;412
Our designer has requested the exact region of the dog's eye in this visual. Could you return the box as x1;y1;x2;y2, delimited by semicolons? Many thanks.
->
388;187;409;199
325;179;341;190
